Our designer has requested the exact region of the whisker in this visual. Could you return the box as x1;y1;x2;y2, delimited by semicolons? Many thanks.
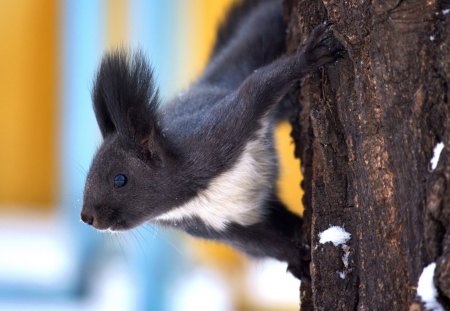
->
141;223;159;239
137;223;184;256
113;232;126;255
128;227;151;255
69;156;89;178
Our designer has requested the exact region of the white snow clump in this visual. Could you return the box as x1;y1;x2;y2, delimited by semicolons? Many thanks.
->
319;226;351;246
417;262;444;311
430;142;444;171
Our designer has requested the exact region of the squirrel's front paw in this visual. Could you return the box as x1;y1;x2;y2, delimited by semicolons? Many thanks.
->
303;22;345;69
287;243;311;282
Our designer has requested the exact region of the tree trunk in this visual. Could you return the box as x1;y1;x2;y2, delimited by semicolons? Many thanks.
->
283;0;450;310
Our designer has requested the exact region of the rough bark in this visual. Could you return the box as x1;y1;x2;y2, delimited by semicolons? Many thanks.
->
284;0;450;310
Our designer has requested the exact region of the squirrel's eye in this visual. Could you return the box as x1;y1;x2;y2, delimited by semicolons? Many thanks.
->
114;174;127;188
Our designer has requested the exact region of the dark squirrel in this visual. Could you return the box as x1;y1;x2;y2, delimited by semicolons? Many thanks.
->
81;0;342;280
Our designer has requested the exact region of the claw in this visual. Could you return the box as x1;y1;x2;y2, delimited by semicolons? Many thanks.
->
318;33;335;47
310;22;329;39
302;23;345;68
335;50;346;59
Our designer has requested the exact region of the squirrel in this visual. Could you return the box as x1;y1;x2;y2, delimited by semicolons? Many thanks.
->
81;0;342;280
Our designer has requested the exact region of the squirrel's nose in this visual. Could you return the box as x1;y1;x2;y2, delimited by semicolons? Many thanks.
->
81;212;94;226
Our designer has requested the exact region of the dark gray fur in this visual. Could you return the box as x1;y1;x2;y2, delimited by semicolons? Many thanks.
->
81;0;342;280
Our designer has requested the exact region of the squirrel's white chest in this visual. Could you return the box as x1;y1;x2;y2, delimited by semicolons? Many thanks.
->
154;124;276;231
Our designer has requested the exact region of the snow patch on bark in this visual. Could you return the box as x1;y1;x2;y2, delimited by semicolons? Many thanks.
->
319;226;351;246
430;142;444;171
342;245;350;268
417;262;444;311
319;226;352;279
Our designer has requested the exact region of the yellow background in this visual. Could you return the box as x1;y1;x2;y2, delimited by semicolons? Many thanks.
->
0;0;58;210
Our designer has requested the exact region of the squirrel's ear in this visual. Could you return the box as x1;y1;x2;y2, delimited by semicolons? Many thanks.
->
92;49;159;140
92;74;116;138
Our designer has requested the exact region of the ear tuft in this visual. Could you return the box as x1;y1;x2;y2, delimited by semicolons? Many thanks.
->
92;49;159;140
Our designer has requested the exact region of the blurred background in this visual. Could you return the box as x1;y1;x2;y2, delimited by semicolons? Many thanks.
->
0;0;304;310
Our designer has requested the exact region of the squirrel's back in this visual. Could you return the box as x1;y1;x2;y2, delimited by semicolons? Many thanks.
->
210;0;277;59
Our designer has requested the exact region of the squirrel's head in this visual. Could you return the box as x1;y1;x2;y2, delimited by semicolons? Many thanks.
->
81;50;175;231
